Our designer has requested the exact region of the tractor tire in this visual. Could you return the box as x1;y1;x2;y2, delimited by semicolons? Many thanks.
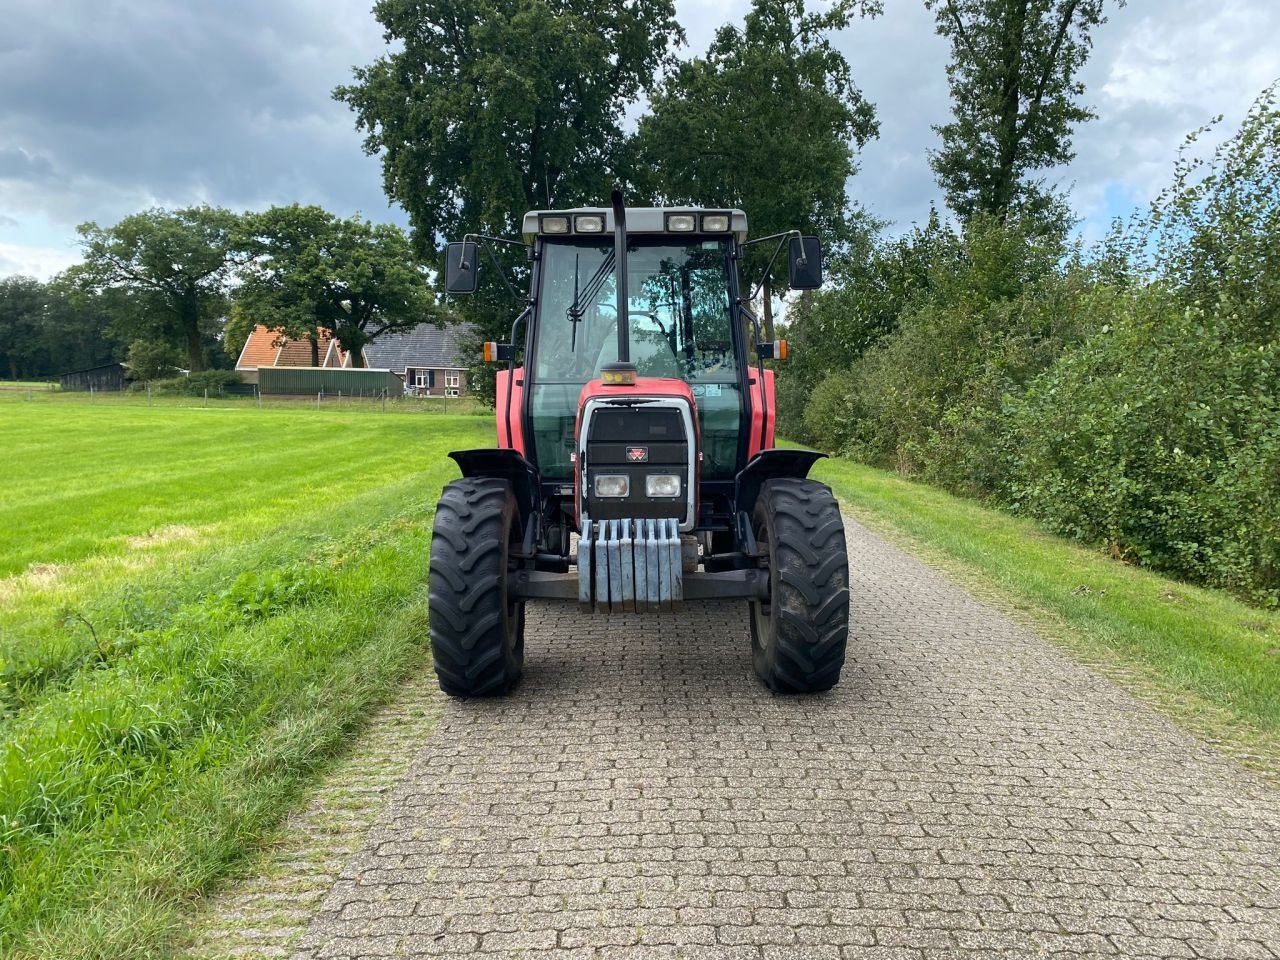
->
428;478;525;697
749;478;849;693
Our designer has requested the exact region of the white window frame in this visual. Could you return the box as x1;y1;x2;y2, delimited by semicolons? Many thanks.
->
414;370;428;388
445;373;461;389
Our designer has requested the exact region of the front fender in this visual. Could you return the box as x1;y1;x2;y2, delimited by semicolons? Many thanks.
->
449;448;540;523
734;448;827;520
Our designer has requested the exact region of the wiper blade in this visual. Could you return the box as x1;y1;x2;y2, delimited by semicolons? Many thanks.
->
566;252;616;328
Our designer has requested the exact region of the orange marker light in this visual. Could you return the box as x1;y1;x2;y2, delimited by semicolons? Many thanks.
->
483;341;497;362
775;339;788;361
601;367;637;386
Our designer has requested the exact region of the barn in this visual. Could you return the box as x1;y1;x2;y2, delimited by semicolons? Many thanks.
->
59;362;128;392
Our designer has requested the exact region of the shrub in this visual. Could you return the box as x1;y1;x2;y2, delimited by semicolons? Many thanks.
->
1003;289;1279;605
151;370;245;396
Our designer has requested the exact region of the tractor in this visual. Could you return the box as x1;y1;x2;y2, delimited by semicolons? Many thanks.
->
429;192;849;696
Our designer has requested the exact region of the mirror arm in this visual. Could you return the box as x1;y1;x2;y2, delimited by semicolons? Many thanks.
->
743;231;801;305
461;233;529;300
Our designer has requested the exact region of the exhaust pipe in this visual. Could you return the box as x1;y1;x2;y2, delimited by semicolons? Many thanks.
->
610;189;632;367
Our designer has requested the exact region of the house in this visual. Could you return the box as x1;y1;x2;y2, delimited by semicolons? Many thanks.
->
235;326;350;384
235;322;474;397
59;362;127;392
362;323;475;397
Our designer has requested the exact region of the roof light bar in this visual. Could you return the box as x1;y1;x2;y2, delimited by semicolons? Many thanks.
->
540;215;570;234
701;213;730;232
574;215;605;233
665;213;696;232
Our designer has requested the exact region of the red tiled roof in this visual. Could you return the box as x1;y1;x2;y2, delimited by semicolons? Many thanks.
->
276;331;329;367
237;325;284;369
238;325;346;369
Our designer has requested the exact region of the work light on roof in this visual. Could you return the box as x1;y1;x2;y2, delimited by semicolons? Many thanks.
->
540;215;570;234
701;214;730;232
574;215;605;233
666;214;696;232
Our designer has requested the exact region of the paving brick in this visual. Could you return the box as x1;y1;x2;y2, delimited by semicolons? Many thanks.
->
184;518;1278;960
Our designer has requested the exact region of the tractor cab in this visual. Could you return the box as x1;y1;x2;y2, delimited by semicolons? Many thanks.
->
431;193;849;698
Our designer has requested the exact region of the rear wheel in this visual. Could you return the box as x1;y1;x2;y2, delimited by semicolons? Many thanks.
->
428;478;525;696
749;478;849;693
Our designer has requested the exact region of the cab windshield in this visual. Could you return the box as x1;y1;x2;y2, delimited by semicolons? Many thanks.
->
533;238;736;383
528;237;743;481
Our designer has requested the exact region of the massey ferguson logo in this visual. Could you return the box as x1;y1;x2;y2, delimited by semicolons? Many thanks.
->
626;446;648;463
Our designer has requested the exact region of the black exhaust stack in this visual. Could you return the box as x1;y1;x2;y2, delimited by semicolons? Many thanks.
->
609;189;633;370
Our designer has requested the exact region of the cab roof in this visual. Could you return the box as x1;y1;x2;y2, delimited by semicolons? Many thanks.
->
521;206;748;244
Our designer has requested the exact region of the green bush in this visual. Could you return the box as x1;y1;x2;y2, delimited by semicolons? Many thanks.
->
1003;290;1279;605
793;83;1280;606
836;215;1092;493
150;370;245;396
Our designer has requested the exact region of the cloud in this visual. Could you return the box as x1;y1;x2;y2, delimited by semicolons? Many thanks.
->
0;0;1277;278
0;0;399;232
0;241;79;280
835;0;1280;238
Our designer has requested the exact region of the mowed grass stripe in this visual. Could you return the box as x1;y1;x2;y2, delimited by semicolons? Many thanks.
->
0;405;488;575
0;402;492;960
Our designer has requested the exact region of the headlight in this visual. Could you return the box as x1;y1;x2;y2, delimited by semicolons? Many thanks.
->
645;474;681;497
665;214;696;232
594;475;630;498
540;215;570;234
701;214;730;232
574;215;605;233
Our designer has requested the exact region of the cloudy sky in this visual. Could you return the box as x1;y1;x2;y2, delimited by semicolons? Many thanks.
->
1;0;1276;278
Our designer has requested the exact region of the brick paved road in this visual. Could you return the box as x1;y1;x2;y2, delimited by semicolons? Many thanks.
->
290;517;1279;960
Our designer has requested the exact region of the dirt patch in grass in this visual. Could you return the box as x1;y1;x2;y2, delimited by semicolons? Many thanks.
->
0;563;66;603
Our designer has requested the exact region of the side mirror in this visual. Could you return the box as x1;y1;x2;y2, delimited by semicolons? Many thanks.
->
787;236;823;290
444;241;479;295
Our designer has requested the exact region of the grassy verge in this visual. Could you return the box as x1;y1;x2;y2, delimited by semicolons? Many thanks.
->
812;458;1280;778
0;402;492;958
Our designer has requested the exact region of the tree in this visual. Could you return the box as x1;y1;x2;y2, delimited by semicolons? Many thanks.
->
335;0;685;395
68;207;242;371
925;0;1122;226
236;205;441;367
635;0;881;339
0;276;46;380
125;339;182;382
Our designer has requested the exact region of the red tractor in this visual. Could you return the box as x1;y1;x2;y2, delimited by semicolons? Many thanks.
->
430;192;848;696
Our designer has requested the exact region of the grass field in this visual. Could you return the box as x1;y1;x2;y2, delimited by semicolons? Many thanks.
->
812;458;1280;777
0;399;492;959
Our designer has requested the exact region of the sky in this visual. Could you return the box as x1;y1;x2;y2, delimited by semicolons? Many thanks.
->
1;0;1277;279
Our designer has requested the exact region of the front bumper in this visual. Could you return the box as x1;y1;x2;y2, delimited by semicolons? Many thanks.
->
508;515;769;612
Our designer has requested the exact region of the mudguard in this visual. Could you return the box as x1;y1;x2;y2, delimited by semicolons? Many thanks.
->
734;448;827;520
449;448;540;523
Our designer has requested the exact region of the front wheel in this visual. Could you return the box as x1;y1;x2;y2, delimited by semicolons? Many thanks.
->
749;478;849;693
428;478;525;696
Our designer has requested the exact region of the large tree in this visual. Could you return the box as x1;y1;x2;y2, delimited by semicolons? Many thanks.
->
68;206;241;371
335;0;684;394
635;0;880;339
0;276;123;379
0;276;46;380
926;0;1122;226
236;205;441;368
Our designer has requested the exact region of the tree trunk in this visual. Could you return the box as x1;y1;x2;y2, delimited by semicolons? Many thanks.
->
992;0;1029;219
181;294;206;372
310;333;320;367
761;279;776;342
349;345;365;368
